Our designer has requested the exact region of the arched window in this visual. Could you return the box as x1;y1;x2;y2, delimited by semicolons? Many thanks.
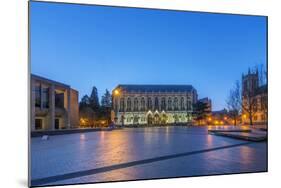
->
180;97;185;110
174;97;178;111
147;97;152;110
161;97;166;110
154;97;159;110
168;97;172;111
187;100;192;111
127;98;131;112
134;98;138;111
141;97;145;111
120;98;124;112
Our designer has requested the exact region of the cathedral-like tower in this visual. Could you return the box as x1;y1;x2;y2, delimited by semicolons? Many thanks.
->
242;68;259;97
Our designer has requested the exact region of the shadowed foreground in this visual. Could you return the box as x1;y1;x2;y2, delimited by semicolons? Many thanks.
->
31;126;267;186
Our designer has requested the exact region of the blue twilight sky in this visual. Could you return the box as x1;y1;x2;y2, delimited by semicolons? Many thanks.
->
30;1;267;111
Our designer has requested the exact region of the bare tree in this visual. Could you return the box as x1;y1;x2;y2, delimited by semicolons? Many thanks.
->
227;79;258;126
242;85;258;126
257;64;268;124
226;81;241;125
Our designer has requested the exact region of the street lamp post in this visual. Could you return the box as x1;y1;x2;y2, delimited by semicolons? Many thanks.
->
113;89;120;127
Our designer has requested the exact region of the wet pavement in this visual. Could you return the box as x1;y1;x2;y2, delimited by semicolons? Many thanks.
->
30;126;267;186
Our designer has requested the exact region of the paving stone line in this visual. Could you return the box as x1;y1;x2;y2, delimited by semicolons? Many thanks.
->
31;141;254;186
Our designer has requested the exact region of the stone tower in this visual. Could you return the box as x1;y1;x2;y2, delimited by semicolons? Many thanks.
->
242;68;259;97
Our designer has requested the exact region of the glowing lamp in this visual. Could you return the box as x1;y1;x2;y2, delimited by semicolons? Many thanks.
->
114;89;120;96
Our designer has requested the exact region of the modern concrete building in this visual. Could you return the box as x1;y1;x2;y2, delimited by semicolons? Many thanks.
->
30;74;79;131
198;97;212;113
112;85;198;126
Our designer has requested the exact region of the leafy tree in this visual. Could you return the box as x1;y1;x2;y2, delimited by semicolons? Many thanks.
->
79;87;100;127
89;86;100;111
79;95;90;109
79;106;95;127
226;80;242;125
101;89;112;108
192;101;211;125
99;89;112;122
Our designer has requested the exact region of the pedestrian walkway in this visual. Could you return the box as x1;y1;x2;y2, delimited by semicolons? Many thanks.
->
30;126;267;186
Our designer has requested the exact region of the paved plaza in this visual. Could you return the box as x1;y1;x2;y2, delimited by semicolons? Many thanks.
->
30;126;267;186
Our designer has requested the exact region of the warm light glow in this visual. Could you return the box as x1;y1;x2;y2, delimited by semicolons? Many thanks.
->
80;118;86;125
220;121;224;125
243;114;247;118
232;120;235;124
224;116;228;120
114;89;120;96
214;120;219;125
208;117;212;121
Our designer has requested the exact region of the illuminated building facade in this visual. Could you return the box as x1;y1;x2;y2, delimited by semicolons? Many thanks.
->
112;85;198;125
242;69;268;125
30;74;79;131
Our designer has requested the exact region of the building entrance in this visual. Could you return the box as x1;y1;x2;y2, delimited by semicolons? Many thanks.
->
147;114;153;125
55;118;60;129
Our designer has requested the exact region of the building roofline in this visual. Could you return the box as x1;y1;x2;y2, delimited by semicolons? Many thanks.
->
31;74;71;88
198;97;210;101
114;84;196;93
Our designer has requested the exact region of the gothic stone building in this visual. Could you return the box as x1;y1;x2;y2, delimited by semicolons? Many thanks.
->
30;74;79;131
111;85;198;126
242;69;268;125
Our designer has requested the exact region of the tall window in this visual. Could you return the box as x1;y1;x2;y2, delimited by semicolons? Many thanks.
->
161;97;166;110
127;98;131;112
35;119;43;130
254;115;258;121
134;98;138;111
180;97;185;111
154;97;159;110
35;84;41;107
141;97;145;111
55;92;64;108
168;97;172;110
42;87;49;108
147;97;152;110
174;97;178;111
187;100;192;110
120;98;124;112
